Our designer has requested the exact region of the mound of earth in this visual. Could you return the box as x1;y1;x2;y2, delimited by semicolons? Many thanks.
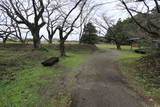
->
0;43;98;52
65;44;98;51
47;44;98;51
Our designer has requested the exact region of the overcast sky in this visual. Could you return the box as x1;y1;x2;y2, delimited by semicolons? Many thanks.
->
41;0;127;41
0;0;156;41
52;0;157;41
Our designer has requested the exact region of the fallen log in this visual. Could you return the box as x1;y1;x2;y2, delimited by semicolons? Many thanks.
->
42;57;59;66
134;49;146;54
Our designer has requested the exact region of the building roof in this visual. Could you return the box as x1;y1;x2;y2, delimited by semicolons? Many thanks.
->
128;38;141;41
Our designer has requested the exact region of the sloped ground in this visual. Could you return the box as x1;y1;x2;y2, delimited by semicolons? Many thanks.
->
68;50;146;107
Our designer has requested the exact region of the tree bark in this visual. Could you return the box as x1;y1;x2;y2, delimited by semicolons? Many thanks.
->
3;39;6;47
2;34;9;47
116;43;121;50
60;40;65;57
32;30;41;49
49;36;52;44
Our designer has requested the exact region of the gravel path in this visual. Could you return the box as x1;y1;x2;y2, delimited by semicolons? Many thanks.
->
70;50;146;107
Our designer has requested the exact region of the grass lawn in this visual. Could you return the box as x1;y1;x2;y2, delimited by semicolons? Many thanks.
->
0;44;94;107
118;50;160;106
118;52;160;105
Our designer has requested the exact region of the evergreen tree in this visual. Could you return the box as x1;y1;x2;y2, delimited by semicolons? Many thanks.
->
106;19;128;50
80;22;98;45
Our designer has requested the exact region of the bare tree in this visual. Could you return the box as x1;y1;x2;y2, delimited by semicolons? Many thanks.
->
0;0;45;48
78;0;105;41
0;13;15;46
44;0;62;44
0;11;29;44
120;0;160;39
94;15;113;36
57;0;88;56
0;28;15;47
10;20;30;44
96;13;131;50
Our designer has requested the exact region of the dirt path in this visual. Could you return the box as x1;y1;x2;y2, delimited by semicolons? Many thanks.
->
70;50;146;107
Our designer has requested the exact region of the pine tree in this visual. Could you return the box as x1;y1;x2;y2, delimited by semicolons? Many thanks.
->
80;22;98;45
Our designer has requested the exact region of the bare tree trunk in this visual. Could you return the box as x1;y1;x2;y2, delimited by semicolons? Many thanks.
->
48;36;53;44
3;38;6;47
2;34;10;47
60;40;65;57
79;13;83;44
21;40;26;44
32;30;41;49
116;45;121;50
33;37;40;49
116;42;121;50
58;27;66;57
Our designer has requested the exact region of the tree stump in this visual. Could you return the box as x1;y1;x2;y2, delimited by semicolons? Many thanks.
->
42;57;59;66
